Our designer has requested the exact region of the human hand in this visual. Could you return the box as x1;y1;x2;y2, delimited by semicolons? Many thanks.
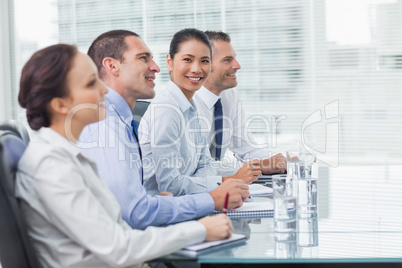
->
210;179;249;210
261;153;287;174
158;191;173;196
225;159;261;184
198;214;233;241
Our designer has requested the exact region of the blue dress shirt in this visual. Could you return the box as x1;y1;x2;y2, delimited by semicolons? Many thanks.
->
139;81;222;196
78;87;214;230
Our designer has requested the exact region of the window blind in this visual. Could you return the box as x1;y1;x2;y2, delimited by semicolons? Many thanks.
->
10;0;402;166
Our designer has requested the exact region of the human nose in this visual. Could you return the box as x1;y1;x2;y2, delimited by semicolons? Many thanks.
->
233;59;241;70
100;82;108;96
150;60;160;73
191;62;202;73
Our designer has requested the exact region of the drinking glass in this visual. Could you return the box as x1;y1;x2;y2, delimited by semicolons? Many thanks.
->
273;174;297;232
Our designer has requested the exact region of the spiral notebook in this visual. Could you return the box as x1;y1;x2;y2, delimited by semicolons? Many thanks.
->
210;200;274;218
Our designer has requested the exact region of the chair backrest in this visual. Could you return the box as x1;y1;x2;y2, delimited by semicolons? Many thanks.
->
132;100;150;125
0;120;30;145
0;130;40;268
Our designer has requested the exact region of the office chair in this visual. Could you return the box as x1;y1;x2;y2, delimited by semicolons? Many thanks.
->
0;130;40;268
0;119;30;144
132;100;150;125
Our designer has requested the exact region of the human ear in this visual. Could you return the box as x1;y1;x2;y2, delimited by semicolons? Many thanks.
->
166;54;173;72
102;57;120;77
50;97;70;115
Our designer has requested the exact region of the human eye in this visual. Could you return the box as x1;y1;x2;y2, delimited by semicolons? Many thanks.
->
202;59;210;63
183;58;191;62
87;79;96;88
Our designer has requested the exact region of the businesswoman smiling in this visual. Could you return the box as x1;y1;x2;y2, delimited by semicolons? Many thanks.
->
16;44;233;268
140;28;250;201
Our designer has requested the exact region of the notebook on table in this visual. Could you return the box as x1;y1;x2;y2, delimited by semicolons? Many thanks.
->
257;174;274;183
257;172;287;183
174;233;247;257
210;200;274;218
249;184;273;196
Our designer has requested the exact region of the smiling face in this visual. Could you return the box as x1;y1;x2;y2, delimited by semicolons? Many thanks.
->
65;52;108;127
203;40;241;95
167;39;211;101
119;36;160;100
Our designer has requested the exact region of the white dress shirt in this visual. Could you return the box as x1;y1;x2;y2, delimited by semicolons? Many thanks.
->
16;127;206;268
193;86;270;176
139;81;222;196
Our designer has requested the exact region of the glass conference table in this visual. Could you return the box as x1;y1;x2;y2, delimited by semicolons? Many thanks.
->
156;165;402;267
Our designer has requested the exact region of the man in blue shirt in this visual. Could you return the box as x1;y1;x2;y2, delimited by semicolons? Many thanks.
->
78;30;249;230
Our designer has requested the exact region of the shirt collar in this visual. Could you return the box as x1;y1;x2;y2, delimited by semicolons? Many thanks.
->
197;86;221;110
166;80;195;113
37;127;82;157
105;86;133;126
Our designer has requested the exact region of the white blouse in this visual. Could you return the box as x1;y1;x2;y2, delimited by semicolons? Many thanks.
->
15;127;205;268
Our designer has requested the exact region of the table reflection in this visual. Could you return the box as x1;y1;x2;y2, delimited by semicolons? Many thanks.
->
274;214;319;259
161;165;402;263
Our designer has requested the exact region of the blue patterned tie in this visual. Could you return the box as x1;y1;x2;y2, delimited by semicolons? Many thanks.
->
214;99;223;160
131;119;143;184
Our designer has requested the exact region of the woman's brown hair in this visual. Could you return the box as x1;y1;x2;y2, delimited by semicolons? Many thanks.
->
18;44;78;130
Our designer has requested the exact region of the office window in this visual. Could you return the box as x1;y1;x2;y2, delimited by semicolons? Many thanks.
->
8;0;402;166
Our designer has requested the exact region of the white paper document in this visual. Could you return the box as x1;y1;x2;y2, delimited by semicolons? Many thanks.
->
249;184;273;196
175;233;246;257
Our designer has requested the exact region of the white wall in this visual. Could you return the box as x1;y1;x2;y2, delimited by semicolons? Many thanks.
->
0;0;14;121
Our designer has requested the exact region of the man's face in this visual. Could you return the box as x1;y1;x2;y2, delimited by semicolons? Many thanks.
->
119;36;160;99
205;40;241;93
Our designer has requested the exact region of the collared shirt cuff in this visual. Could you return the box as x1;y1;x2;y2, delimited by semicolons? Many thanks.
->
192;193;215;217
206;176;222;192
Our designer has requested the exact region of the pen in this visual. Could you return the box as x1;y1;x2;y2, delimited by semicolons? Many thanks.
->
223;192;229;215
233;153;245;163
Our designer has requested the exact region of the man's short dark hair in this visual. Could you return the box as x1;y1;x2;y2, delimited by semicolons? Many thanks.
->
204;31;231;43
87;30;139;79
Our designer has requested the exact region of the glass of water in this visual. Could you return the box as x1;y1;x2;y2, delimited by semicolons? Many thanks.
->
296;161;318;216
287;149;317;177
275;232;298;258
298;216;318;247
273;174;297;232
286;149;301;178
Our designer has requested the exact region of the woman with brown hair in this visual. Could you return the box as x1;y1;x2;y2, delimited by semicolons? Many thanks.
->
16;44;232;268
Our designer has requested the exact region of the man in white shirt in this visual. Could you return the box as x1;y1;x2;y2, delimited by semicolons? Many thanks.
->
193;31;287;176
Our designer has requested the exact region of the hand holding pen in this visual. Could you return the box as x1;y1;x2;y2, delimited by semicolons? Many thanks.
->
210;179;250;210
223;192;229;215
227;154;261;184
198;212;233;241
